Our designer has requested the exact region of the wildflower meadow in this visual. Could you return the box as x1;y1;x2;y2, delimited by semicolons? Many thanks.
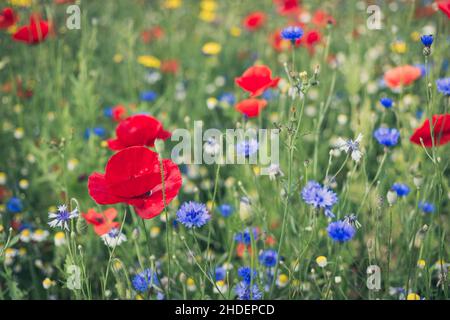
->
0;0;449;302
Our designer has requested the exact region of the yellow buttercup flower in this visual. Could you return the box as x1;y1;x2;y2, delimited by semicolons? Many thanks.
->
391;40;407;54
164;0;182;9
201;42;222;56
417;259;426;269
137;55;161;68
406;293;421;300
199;10;216;22
8;0;33;7
410;31;420;42
230;26;241;37
200;0;218;11
316;256;328;267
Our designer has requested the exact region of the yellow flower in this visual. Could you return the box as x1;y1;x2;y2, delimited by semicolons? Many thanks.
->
0;172;7;185
406;293;421;300
316;256;328;268
417;259;426;269
0;225;4;233
201;42;222;56
14;127;24;139
54;231;66;247
150;226;160;238
135;294;144;300
113;53;124;63
410;31;420;42
391;41;407;54
113;260;123;271
164;0;182;9
186;277;196;291
277;274;289;287
199;10;216;22
253;166;261;176
230;26;241;37
18;247;27;256
200;0;218;11
8;0;33;7
67;158;79;171
137;55;161;68
19;179;29;190
42;278;55;289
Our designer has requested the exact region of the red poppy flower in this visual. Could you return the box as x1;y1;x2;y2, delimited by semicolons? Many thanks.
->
274;0;301;16
410;114;450;147
235;99;268;118
438;0;450;19
235;65;280;97
161;59;179;74
242;11;266;31
141;26;164;44
384;65;422;89
269;29;289;52
236;243;252;258
82;208;120;236
312;10;335;27
88;146;182;219
12;14;49;44
107;114;171;151
0;7;18;29
111;105;127;122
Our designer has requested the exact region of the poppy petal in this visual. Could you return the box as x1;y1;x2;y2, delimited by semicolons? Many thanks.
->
88;172;124;204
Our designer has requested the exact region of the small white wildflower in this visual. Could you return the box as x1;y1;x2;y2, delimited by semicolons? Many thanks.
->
335;133;363;162
101;228;127;248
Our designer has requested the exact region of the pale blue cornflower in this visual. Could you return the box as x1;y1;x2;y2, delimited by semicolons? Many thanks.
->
48;204;78;231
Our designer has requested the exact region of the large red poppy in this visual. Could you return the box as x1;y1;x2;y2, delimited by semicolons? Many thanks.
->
107;114;171;151
410;114;450;147
0;8;18;29
88;146;182;219
384;65;422;89
242;11;266;31
235;65;280;97
438;0;450;19
82;208;120;236
235;99;268;118
12;14;49;44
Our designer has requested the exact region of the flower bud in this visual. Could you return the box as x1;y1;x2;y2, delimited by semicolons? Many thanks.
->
387;190;397;206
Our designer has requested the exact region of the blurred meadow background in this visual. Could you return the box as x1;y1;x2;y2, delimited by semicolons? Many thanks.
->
0;0;449;300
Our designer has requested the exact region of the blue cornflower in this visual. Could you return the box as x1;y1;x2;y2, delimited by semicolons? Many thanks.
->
6;197;23;213
235;282;262;300
236;139;258;157
373;127;400;147
218;204;233;217
327;220;356;243
48;204;79;231
419;201;435;213
132;269;160;292
391;183;410;197
436;78;450;96
234;227;258;245
237;266;257;285
301;181;338;218
215;267;226;281
420;34;433;47
416;109;424;119
103;107;113;118
259;249;278;268
176;201;210;228
380;97;393;108
218;92;236;106
140;90;158;102
280;26;304;42
84;127;106;140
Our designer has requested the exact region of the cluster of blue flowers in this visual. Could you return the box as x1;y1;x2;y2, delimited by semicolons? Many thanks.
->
234;227;258;245
280;26;304;42
391;183;410;197
132;269;160;293
235;267;261;300
176;201;211;228
373;127;400;147
301;181;338;218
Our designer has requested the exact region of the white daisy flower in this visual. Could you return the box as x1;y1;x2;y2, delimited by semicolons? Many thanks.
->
101;228;127;248
335;133;363;162
48;204;78;231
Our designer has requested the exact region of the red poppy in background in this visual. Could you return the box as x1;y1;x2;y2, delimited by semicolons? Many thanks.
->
235;99;268;118
235;65;280;97
111;105;127;122
0;7;18;29
82;208;120;236
141;26;164;44
410;114;450;147
384;65;422;89
312;10;335;27
88;146;182;219
107;114;171;151
274;0;301;16
437;0;450;19
12;14;49;44
243;11;266;31
161;59;179;74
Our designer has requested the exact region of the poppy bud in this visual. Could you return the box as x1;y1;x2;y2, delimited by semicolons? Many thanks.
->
387;190;397;206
